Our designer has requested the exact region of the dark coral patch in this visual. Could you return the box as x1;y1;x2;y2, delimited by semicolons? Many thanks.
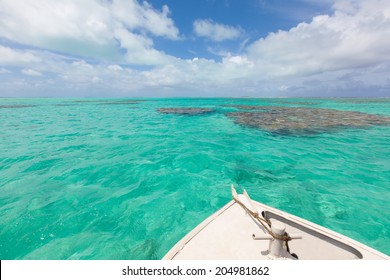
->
67;99;148;104
276;101;320;105
226;106;390;135
99;101;141;105
0;105;37;109
157;108;215;115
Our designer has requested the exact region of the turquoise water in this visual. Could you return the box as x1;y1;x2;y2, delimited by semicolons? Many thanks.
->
0;98;389;259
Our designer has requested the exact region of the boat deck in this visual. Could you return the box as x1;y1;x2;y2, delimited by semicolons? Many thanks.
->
164;197;389;260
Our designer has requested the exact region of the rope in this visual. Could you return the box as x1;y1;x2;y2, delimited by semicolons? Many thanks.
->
232;196;292;245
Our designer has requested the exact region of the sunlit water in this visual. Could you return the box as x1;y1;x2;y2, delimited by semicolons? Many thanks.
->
0;98;389;259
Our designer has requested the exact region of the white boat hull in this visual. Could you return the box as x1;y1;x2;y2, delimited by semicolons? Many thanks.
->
164;189;389;260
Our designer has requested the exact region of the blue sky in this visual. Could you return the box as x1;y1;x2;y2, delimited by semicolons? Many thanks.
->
0;0;389;97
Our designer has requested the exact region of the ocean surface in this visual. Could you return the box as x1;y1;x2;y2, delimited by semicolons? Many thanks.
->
0;98;389;259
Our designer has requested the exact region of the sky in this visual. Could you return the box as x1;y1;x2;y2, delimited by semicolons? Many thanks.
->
0;0;390;97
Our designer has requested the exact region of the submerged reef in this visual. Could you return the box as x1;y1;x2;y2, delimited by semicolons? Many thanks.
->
226;106;390;135
68;99;146;104
275;101;319;105
0;105;36;109
157;108;215;115
68;100;110;103
335;98;390;104
99;101;142;105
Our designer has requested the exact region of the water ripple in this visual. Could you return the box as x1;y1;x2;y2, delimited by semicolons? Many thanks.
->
0;98;389;259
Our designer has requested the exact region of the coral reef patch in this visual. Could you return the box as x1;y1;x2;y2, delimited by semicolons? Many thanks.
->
0;105;36;109
226;106;390;135
157;108;215;115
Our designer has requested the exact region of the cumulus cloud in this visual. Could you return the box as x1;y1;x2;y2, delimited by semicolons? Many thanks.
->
193;19;243;41
247;0;390;77
114;27;174;65
21;69;43;76
111;1;179;39
107;64;123;71
0;0;179;65
1;0;390;97
0;45;41;65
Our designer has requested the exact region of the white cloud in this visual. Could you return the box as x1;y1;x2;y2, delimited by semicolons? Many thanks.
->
0;0;179;65
21;69;43;76
110;0;179;40
247;0;390;77
108;64;123;71
193;19;243;41
0;45;41;65
1;0;390;97
0;1;112;53
71;60;94;70
222;54;253;66
114;27;174;65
